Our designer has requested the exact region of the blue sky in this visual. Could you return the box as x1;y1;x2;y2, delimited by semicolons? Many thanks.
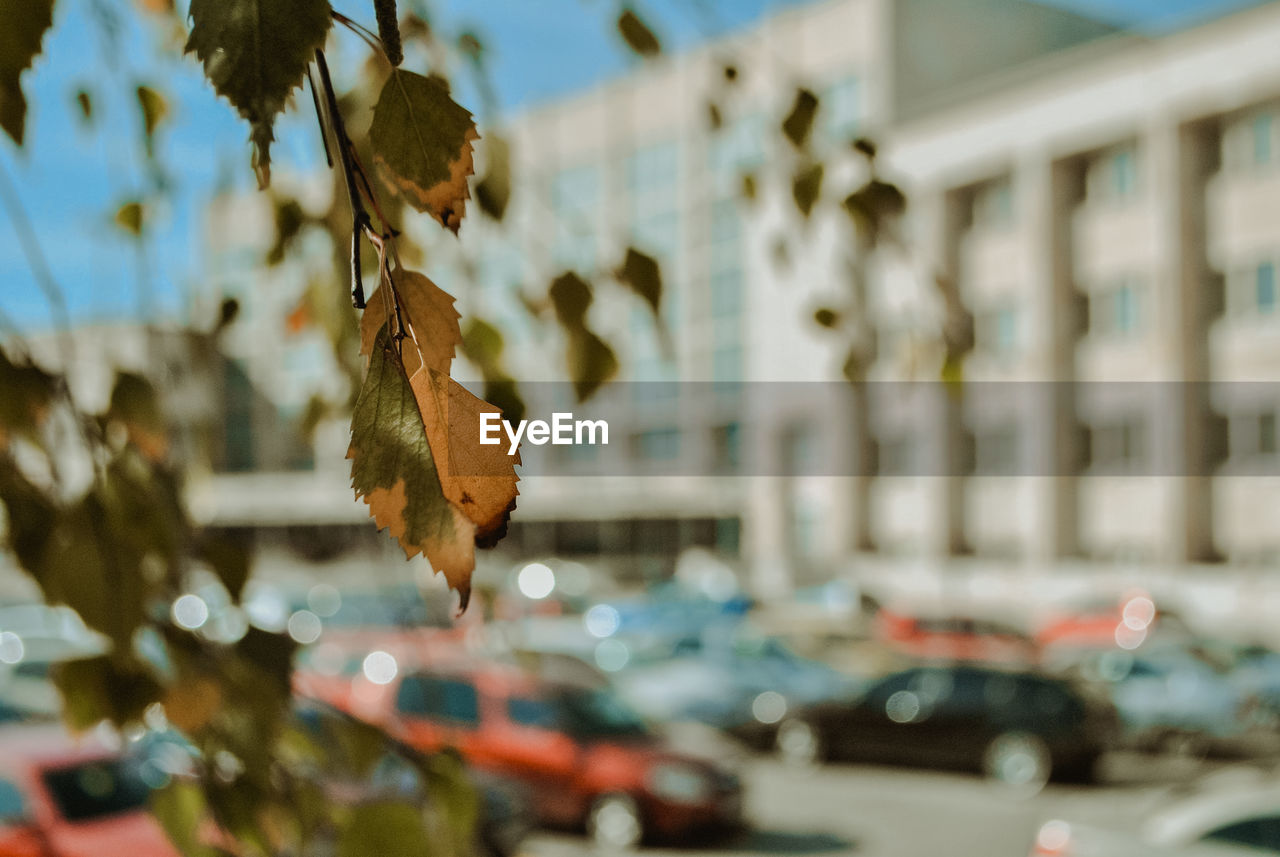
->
0;0;1264;331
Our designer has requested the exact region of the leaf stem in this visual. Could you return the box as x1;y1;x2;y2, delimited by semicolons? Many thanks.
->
332;10;387;58
312;49;371;309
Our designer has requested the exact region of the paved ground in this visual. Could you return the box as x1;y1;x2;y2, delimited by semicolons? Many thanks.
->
522;752;1239;857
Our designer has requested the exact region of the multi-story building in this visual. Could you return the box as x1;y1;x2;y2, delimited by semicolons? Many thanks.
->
166;0;1280;618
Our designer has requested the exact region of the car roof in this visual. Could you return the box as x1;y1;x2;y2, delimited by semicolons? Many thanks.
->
401;658;603;696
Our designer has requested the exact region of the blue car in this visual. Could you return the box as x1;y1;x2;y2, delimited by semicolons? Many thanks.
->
1076;647;1254;753
612;628;864;746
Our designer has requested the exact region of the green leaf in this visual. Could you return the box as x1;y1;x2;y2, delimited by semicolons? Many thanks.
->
198;536;251;601
54;655;163;731
781;88;818;149
0;459;57;570
348;325;471;597
457;31;482;62
475;134;510;221
336;801;433;857
114;201;145;237
617;8;660;57
548;272;593;329
151;781;220;857
74;88;92;124
547;274;617;401
135;84;167;159
792;161;823;217
0;0;55;146
615;247;662;317
0;346;55;446
461;319;524;424
267;196;306;265
567;328;618;403
370;70;478;232
184;0;332;188
417;752;480;852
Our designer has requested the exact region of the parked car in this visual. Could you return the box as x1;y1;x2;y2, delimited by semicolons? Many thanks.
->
611;628;863;747
874;609;1038;666
1065;647;1258;754
289;699;534;857
363;660;744;849
1029;764;1280;855
776;664;1118;787
0;724;178;857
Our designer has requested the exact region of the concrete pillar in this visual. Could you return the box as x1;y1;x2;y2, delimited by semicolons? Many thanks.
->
1148;119;1218;563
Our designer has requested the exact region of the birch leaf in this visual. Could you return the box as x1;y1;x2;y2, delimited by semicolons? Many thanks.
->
359;269;461;377
370;70;478;233
411;368;519;544
0;0;55;146
615;247;662;316
349;325;476;605
184;0;332;188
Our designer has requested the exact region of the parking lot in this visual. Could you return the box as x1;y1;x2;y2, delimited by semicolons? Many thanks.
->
525;752;1238;857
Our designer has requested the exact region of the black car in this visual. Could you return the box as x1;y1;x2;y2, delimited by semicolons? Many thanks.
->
775;664;1118;787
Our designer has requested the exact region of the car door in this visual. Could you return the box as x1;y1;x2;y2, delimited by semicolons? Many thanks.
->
834;668;952;763
488;694;581;825
393;674;482;760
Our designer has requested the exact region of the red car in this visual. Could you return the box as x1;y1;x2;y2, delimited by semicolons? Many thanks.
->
353;660;744;849
874;609;1038;665
0;725;178;857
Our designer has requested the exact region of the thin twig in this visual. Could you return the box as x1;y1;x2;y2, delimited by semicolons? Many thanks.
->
306;67;333;170
332;10;387;57
313;48;372;309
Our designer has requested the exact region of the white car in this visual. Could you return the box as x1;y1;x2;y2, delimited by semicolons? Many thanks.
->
1031;767;1280;856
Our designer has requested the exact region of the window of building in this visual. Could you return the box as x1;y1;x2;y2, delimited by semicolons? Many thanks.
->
1084;419;1146;471
974;426;1019;475
712;343;743;384
1230;412;1278;459
1110;146;1138;199
712;422;741;473
1088;277;1144;338
551;165;600;271
878;434;916;476
626;141;678;192
1255;112;1275;165
708;115;765;195
715;517;741;555
976;304;1018;354
821;74;861;143
631;428;680;461
1257;262;1276;314
783;424;819;474
711;268;742;318
1262;413;1277;455
972;177;1014;229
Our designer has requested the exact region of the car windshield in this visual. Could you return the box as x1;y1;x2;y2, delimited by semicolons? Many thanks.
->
556;687;650;739
42;758;150;822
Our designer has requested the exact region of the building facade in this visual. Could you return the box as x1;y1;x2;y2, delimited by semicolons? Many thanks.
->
172;0;1280;614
